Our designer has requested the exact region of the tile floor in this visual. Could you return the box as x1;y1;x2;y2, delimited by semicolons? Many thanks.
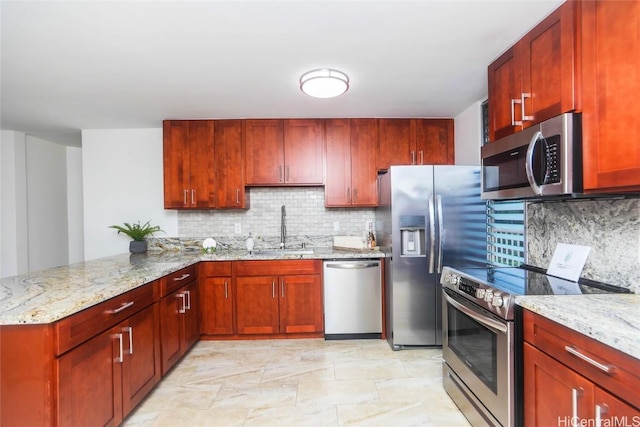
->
123;339;471;427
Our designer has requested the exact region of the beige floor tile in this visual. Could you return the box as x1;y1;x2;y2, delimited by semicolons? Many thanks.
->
296;379;379;406
123;339;471;427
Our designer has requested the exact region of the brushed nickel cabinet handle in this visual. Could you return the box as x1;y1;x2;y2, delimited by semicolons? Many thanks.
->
521;92;534;122
420;150;424;165
278;166;283;182
411;151;416;165
224;281;228;299
115;333;124;363
571;388;583;420
565;346;615;374
281;280;285;298
106;301;134;314
173;273;191;281
511;98;522;126
236;189;240;205
286;165;290;182
184;189;188;205
347;187;351;204
177;293;186;314
184;290;191;310
123;326;133;355
272;281;276;299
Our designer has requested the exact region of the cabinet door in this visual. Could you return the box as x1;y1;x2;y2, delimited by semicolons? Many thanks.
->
582;0;640;193
524;343;594;426
244;119;284;185
182;281;200;350
283;119;324;184
57;329;122;427
121;304;161;417
159;290;184;375
325;119;352;207
215;120;248;208
350;119;379;206
202;277;234;335
378;119;416;170
236;276;279;334
593;387;640;424
488;44;523;141
279;274;323;334
188;120;216;208
416;119;454;165
163;120;190;208
521;1;578;127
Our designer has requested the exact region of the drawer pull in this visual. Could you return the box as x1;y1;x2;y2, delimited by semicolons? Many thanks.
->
124;326;133;355
106;301;134;314
173;273;191;281
178;293;187;314
571;387;583;420
565;345;615;374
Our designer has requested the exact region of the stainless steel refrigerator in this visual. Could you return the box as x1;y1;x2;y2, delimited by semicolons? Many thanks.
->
376;165;487;349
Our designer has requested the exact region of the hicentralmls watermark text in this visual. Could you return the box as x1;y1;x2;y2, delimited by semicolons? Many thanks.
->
557;416;640;427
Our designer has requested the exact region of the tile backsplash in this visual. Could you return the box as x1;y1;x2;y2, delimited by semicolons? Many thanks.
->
526;197;639;292
177;187;375;248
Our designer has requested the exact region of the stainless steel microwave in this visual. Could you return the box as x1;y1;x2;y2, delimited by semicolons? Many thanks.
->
481;113;582;200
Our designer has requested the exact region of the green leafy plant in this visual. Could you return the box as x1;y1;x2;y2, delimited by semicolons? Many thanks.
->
109;220;164;241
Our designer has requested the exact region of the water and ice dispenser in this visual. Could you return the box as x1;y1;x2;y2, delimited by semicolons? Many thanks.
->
399;215;426;257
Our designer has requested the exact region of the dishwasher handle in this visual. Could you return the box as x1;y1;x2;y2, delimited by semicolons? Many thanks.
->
325;262;379;269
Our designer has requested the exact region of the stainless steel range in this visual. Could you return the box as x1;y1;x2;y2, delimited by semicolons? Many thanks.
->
440;264;631;427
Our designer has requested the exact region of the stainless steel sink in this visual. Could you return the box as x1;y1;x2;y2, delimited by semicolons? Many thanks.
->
250;249;315;256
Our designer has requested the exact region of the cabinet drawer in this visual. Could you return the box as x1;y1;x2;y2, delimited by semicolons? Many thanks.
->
160;265;198;297
55;283;155;356
235;260;321;276
203;261;232;277
523;309;640;409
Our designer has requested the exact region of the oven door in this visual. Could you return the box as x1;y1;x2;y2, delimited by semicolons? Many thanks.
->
442;288;514;427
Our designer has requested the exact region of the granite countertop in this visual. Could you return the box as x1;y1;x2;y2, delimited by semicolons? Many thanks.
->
0;248;384;326
515;294;640;360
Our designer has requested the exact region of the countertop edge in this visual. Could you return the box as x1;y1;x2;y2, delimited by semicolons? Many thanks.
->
515;294;640;361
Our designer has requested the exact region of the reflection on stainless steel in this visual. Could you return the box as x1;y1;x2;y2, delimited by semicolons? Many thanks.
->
375;165;487;349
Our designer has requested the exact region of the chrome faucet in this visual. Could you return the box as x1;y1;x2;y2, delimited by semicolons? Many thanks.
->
280;205;286;249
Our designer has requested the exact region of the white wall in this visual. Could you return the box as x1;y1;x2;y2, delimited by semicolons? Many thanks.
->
26;136;70;271
454;100;483;166
1;131;29;277
82;129;178;260
66;147;84;264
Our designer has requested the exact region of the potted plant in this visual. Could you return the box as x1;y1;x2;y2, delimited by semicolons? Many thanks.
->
109;220;164;254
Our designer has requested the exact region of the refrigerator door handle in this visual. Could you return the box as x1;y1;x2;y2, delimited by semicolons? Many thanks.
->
436;194;444;273
428;195;436;273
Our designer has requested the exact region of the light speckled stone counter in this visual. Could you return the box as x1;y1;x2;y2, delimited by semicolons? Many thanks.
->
516;294;640;360
0;248;383;326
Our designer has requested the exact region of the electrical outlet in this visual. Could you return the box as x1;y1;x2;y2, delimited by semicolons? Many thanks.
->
234;223;242;234
366;220;374;231
333;221;340;232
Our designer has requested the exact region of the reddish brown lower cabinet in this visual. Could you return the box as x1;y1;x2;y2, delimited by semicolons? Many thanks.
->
201;262;234;336
0;282;160;427
235;260;323;336
159;280;199;374
523;310;640;426
57;304;161;426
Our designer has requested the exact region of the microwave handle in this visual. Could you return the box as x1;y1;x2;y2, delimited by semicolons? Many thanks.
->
525;131;543;195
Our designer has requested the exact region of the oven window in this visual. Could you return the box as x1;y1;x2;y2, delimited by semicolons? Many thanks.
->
448;305;498;393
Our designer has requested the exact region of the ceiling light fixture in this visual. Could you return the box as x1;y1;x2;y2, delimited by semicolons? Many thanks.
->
300;68;349;98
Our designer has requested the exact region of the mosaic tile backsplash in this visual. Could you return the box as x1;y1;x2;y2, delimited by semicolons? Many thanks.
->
176;187;375;249
527;198;639;293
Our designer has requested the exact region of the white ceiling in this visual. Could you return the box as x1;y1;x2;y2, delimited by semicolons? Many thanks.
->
1;0;564;147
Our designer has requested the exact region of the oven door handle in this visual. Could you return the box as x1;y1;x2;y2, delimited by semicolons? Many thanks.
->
444;292;508;334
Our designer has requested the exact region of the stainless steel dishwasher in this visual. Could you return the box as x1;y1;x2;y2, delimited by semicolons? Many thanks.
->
323;259;382;339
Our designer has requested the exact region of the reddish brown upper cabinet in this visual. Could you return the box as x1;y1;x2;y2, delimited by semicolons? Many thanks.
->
214;120;249;208
581;0;640;193
488;1;580;142
325;119;378;207
244;119;324;185
523;310;640;426
163;120;216;209
377;119;454;170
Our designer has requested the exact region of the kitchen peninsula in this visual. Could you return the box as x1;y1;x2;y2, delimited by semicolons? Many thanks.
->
0;247;383;426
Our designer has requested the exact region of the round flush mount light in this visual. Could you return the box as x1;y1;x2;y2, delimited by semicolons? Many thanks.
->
300;68;349;98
